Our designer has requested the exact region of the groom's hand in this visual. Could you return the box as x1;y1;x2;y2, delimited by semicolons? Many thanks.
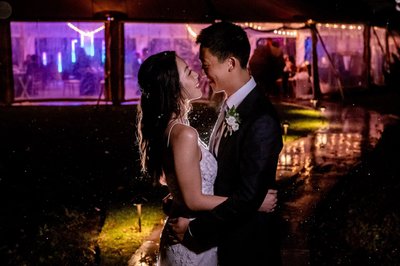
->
169;217;190;241
259;189;278;212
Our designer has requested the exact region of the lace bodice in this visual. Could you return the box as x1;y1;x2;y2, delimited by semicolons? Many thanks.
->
198;140;218;196
165;123;217;211
158;123;218;266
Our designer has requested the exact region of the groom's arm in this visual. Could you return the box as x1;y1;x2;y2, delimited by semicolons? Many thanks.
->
183;114;283;247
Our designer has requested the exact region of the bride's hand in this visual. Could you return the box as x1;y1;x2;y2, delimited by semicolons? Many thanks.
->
169;217;190;241
259;189;278;212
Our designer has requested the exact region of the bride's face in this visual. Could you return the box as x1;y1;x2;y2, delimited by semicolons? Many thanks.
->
175;56;202;101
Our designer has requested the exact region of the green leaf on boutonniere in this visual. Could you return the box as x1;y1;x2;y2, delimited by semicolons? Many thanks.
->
224;105;241;137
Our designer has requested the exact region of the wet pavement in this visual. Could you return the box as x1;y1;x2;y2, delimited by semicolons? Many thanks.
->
128;98;399;266
277;100;397;265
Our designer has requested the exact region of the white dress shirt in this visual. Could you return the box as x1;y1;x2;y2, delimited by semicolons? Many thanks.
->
225;76;256;110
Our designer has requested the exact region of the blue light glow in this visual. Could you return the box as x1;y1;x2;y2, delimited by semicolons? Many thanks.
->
57;52;62;73
71;39;78;63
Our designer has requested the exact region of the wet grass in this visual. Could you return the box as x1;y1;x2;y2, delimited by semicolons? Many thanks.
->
275;103;326;143
97;203;165;265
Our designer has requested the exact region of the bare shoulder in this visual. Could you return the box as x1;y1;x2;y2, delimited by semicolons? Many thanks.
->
169;124;198;145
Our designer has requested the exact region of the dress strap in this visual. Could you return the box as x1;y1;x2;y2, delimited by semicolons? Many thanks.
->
167;121;185;147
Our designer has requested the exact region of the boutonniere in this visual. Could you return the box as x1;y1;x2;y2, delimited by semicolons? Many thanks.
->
224;105;241;137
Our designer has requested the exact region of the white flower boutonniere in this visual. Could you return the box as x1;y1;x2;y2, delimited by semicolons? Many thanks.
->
224;105;241;137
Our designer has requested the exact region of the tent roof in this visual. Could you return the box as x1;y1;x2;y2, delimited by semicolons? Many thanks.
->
4;0;400;29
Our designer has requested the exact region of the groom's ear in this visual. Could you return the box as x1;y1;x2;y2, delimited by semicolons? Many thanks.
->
228;57;236;72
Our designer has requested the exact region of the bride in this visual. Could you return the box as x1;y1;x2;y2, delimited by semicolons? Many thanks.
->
137;51;276;265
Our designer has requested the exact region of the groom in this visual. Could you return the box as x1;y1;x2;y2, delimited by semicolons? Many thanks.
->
174;22;283;265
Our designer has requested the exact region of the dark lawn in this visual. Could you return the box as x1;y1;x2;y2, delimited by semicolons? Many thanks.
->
0;103;217;264
0;105;136;264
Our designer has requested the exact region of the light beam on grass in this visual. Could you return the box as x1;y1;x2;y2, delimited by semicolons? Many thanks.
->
97;204;164;265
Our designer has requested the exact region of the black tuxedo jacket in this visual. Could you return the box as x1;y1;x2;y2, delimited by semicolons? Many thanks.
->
185;87;283;265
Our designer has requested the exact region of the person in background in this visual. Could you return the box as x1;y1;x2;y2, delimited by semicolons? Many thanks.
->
282;54;296;97
132;51;142;78
72;48;97;96
249;37;285;96
24;54;42;96
132;51;142;96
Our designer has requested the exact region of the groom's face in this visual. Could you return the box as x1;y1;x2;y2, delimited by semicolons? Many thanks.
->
199;47;230;94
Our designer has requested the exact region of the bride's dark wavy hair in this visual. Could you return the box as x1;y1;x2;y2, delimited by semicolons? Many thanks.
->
137;51;187;184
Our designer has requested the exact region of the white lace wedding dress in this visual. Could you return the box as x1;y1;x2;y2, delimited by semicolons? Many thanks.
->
157;124;218;266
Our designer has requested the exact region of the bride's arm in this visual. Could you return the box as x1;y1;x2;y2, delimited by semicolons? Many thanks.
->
171;125;226;211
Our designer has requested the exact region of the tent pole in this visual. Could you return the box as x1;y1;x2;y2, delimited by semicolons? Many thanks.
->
104;16;125;106
314;26;344;100
309;22;322;100
0;20;13;105
363;24;372;88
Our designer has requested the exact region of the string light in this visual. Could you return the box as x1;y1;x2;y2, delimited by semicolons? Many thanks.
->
237;22;297;36
67;23;105;36
194;21;364;38
67;23;105;57
185;24;197;38
271;29;297;36
318;23;363;31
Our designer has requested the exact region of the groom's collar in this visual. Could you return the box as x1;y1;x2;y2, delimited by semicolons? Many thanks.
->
225;76;256;109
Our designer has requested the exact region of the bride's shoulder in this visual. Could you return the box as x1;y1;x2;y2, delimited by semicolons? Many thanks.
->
169;123;199;144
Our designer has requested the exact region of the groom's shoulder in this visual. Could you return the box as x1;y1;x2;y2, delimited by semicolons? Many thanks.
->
250;94;277;114
252;96;281;125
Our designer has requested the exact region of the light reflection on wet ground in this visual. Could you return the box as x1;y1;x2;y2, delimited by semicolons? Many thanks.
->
277;101;398;264
278;105;383;178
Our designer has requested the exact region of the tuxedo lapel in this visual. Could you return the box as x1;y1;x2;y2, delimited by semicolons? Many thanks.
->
209;101;227;156
217;126;230;157
216;88;262;157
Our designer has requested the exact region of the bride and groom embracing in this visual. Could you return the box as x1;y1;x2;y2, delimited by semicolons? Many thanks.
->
137;22;283;266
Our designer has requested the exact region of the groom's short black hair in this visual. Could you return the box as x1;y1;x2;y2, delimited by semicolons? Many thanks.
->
196;21;250;69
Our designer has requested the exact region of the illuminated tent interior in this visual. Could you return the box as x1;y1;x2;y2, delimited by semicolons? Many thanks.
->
1;0;400;104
